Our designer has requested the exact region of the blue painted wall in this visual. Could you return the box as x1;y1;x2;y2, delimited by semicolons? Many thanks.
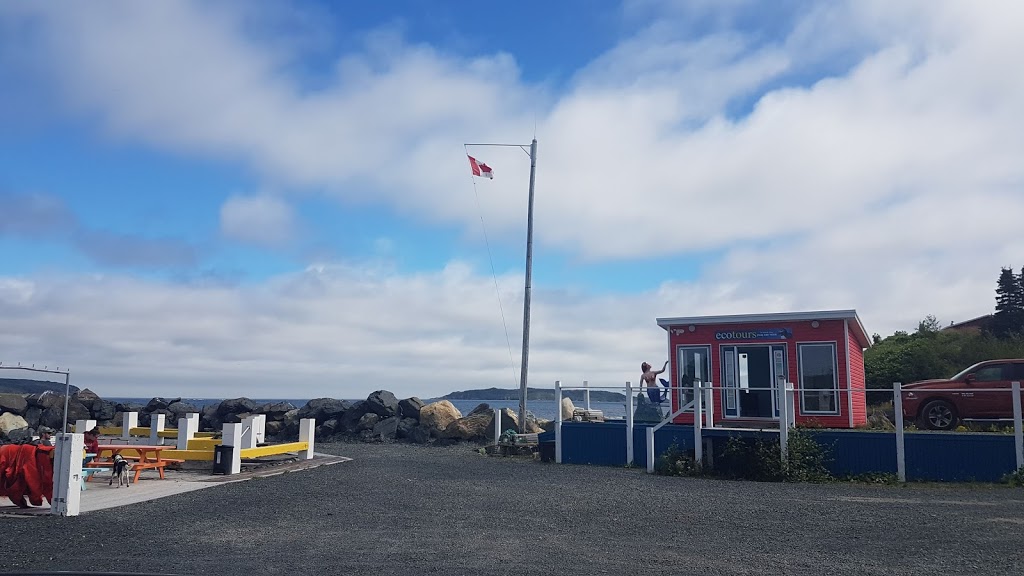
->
555;422;1019;483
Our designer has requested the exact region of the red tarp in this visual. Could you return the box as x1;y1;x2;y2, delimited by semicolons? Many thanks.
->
0;443;55;508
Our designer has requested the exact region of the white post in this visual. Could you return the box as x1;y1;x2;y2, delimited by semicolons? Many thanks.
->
493;407;502;445
893;382;906;482
787;382;796;429
51;433;84;517
177;413;199;451
221;422;243;474
584;380;591;411
241;415;259;449
778;376;789;465
74;419;96;434
298;418;315;460
646;426;656;474
625;381;634;466
122;412;138;440
555;381;563;464
693;377;703;464
703;382;714;427
150;413;165;445
1013;382;1022;471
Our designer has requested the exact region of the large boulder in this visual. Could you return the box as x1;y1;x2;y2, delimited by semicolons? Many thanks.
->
73;388;102;411
145;397;180;412
407;425;431;444
560;397;576;421
632;393;662;423
0;412;29;436
372;416;399;440
265;420;285;439
298;398;350;423
356;413;380;432
66;399;91;422
39;407;65;430
441;408;517;441
396;417;418;439
5;427;35;443
365;391;400;418
27;391;64;410
419;401;462;437
93;400;117;422
23;407;42;428
167;402;199;423
338;401;370;433
256;402;298;421
116;402;145;413
318;418;340;437
200;403;221;431
0;394;29;416
398;397;424;421
218;397;256;418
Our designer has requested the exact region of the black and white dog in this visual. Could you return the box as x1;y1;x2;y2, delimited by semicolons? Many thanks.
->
109;454;133;488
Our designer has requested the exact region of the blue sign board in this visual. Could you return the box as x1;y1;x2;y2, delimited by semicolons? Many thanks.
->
714;328;793;341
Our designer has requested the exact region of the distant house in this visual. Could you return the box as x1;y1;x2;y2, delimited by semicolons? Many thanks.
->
943;314;993;334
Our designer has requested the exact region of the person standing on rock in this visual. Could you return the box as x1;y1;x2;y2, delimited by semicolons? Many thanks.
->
641;361;670;404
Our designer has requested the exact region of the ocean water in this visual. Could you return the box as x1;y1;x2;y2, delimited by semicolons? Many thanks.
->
105;398;629;421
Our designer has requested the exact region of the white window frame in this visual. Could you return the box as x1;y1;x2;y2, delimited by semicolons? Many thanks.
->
798;342;840;416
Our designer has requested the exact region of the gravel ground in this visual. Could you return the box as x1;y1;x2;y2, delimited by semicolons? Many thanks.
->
3;441;1024;575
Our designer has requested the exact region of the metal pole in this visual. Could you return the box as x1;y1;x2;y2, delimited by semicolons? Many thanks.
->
778;376;788;465
693;377;703;464
62;372;71;434
584;380;591;411
625;381;634;466
1013;381;1022;471
893;382;906;482
555;380;562;464
517;138;538;434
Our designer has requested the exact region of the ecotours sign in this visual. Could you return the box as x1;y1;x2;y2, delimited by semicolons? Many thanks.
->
714;328;793;341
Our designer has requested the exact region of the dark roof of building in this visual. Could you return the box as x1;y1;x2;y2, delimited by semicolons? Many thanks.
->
943;314;993;330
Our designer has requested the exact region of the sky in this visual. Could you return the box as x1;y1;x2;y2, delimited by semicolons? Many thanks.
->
1;0;1022;400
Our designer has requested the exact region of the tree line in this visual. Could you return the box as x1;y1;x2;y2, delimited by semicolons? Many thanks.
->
864;266;1024;403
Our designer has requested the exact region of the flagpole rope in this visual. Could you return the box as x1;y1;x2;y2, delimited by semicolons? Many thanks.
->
465;145;520;390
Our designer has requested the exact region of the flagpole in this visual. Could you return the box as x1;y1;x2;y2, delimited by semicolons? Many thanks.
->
518;138;538;434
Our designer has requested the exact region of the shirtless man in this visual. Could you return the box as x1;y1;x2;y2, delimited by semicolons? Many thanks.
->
641;361;669;403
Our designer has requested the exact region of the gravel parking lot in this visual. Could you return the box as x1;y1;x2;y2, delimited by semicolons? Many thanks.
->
3;442;1024;575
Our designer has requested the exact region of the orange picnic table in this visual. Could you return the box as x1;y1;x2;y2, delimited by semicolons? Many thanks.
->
85;444;173;483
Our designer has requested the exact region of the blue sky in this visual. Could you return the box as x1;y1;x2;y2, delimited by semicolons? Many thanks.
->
1;0;1022;398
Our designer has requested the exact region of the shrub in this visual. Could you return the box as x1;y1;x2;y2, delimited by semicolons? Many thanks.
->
1003;467;1024;487
654;443;707;477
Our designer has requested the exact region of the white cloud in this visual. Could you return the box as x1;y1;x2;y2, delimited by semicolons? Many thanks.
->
0;1;1021;398
220;195;295;247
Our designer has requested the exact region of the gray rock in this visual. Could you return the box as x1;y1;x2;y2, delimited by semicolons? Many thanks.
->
282;408;301;423
398;397;424;421
23;407;42;428
256;402;298;421
28;391;64;410
396;417;418;439
93;400;117;421
468;403;491;416
372;416;399;439
633;393;663;423
339;401;369;432
265;420;284;439
5;427;35;443
0;394;29;415
116;402;145;413
356;412;379;432
217;397;255;417
407;425;431;444
298;398;350;423
0;412;29;436
39;406;65;430
365;390;400;418
200;403;221;431
145;397;180;412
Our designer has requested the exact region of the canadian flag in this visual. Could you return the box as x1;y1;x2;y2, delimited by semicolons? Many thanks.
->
467;155;494;179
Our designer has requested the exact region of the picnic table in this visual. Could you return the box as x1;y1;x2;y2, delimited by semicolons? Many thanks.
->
85;445;173;483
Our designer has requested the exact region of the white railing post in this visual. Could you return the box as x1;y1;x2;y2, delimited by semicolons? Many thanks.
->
778;376;789;465
150;413;165;446
298;418;315;460
221;422;243;474
555;381;562;464
122;412;138;440
646;426;656;473
177;413;199;451
493;408;502;446
625;381;634;466
51;433;84;517
693;377;703;464
787;382;796;429
74;419;96;434
1013;381;1022;471
703;382;714;427
584;380;591;411
893;382;906;482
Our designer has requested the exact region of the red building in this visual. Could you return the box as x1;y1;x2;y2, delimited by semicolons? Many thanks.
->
656;310;872;429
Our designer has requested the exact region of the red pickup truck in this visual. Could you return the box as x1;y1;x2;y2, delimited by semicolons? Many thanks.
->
901;359;1024;430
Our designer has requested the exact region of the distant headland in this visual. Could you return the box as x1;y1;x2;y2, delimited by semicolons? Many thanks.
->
440;387;625;402
0;378;78;396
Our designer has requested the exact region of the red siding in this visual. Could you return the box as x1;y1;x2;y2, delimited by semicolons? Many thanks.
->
665;318;856;428
847;325;868;426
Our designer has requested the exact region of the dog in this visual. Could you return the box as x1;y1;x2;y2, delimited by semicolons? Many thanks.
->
109;454;133;488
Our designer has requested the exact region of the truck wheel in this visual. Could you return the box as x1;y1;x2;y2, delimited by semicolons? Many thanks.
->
919;400;958;431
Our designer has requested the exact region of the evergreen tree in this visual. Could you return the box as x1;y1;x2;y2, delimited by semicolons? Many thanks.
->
993;266;1024;337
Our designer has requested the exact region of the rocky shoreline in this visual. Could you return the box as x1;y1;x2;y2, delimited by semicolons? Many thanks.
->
0;388;557;445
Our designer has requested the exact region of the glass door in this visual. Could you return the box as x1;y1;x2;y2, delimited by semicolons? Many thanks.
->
676;346;711;412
